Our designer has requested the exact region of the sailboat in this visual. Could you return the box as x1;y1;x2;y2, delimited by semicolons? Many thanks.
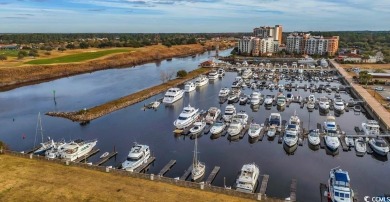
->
33;112;54;154
191;134;206;181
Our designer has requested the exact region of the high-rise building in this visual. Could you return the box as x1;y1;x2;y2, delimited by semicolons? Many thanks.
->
238;36;255;55
286;33;339;56
253;25;283;44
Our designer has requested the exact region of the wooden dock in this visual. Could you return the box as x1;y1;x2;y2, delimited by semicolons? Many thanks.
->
320;136;326;149
180;165;193;180
339;136;349;151
290;179;297;201
366;142;373;154
95;151;118;166
278;132;284;144
134;157;156;173
259;127;267;141
74;149;100;163
25;145;42;154
259;174;269;196
158;160;176;176
205;166;220;184
320;183;328;202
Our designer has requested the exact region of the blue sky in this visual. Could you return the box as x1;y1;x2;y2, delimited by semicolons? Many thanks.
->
0;0;389;33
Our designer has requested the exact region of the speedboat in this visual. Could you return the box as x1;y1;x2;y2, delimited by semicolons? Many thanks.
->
334;98;345;112
267;125;277;137
218;87;230;97
362;120;380;137
307;101;315;110
205;107;221;124
328;167;354;202
122;143;151;172
276;94;286;107
210;121;226;135
368;137;389;156
248;123;262;138
45;140;66;159
308;129;320;146
208;70;218;80
227;120;243;137
184;82;196;93
173;105;200;129
60;139;98;161
269;113;282;131
319;97;330;111
195;75;209;87
324;115;337;133
308;94;315;102
100;152;109;159
250;91;261;105
162;88;184;104
239;94;249;105
190;121;206;135
325;133;340;151
235;163;259;193
217;68;225;77
227;93;239;104
345;136;355;147
354;137;366;155
264;95;273;105
150;100;160;109
284;124;299;147
241;68;253;79
192;131;205;181
223;104;236;122
233;112;249;126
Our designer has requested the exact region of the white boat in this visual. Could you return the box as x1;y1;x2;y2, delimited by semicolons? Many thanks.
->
264;95;273;105
218;87;230;97
122;143;151;172
233;112;249;126
242;68;253;79
334;98;345;111
345;136;355;147
162;88;184;104
192;130;206;181
324;115;337;133
283;126;298;147
328;168;354;202
60;139;98;161
227;93;239;103
267;125;277;137
227;120;243;137
308;129;320;146
195;75;209;87
368;137;389;156
308;94;315;102
248;123;262;138
184;82;196;93
208;70;219;80
217;68;225;77
235;163;259;193
250;91;261;105
190;121;206;135
100;152;109;159
354;137;366;154
33;112;54;154
307;101;315;110
325;134;340;151
239;94;249;105
45;140;66;159
223;104;236;122
150;100;160;109
276;94;286;107
210;121;226;135
319;97;330;111
269;113;282;131
205;107;221;124
361;120;380;137
173;104;200;129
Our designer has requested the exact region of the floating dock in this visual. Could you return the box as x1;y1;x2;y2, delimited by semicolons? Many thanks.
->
95;151;118;166
158;160;177;176
205;166;220;184
259;174;269;196
319;183;328;202
320;136;326;149
339;136;349;151
25;145;42;154
259;127;267;141
133;157;156;173
290;179;297;201
74;149;100;163
180;165;193;180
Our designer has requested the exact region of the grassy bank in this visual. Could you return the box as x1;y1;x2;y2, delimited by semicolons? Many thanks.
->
0;154;253;202
46;67;211;123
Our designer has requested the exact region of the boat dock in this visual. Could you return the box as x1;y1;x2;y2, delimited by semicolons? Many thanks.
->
134;157;156;173
25;145;41;154
259;127;267;141
205;166;220;184
180;165;193;180
278;131;284;144
320;136;326;149
289;179;297;201
74;149;100;163
319;183;328;202
339;135;349;151
95;151;118;166
366;142;373;154
158;160;177;176
259;174;269;196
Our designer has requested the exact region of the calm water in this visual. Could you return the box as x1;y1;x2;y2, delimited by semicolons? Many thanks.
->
1;52;389;201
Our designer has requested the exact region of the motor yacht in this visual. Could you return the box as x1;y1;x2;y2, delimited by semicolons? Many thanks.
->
184;82;196;93
227;120;243;137
235;163;259;193
208;70;219;80
325;133;340;151
248;123;262;138
195;75;209;87
173;104;200;129
334;98;345;111
122;143;151;172
269;113;282;131
60;139;98;161
241;68;253;79
324;115;337;133
223;104;236;122
239;94;249;105
210;121;226;135
308;94;315;102
162;88;184;104
354;137;366;155
328;167;354;202
205;107;221;124
218;87;230;97
308;129;320;146
283;125;299;147
264;95;273;105
267;125;277;137
217;68;225;77
45;140;66;159
368;137;389;156
276;94;286;107
319;97;330;111
190;121;206;135
361;120;380;137
233;112;249;126
250;91;261;105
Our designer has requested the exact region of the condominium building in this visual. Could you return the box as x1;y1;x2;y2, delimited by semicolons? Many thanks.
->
253;25;283;44
238;36;255;55
238;36;278;56
286;33;339;56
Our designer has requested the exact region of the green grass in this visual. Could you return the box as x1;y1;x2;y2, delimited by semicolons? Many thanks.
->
0;50;19;57
25;49;132;65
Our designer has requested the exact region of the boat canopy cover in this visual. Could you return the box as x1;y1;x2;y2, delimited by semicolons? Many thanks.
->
334;172;350;187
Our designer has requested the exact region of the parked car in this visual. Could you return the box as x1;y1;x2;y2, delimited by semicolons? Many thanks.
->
386;96;390;101
374;86;384;91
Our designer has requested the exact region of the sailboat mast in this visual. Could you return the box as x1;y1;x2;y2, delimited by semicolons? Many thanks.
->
193;134;198;167
39;112;44;143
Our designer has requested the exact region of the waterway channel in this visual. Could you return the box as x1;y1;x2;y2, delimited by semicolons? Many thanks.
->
1;50;389;201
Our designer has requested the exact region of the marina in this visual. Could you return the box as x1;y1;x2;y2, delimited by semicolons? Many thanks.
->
1;55;390;201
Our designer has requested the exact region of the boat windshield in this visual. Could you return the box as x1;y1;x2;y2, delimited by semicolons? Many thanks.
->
215;122;223;126
286;133;296;138
225;111;234;115
327;124;336;128
310;132;319;137
178;116;188;120
336;103;344;106
375;140;388;147
250;125;260;130
127;155;143;162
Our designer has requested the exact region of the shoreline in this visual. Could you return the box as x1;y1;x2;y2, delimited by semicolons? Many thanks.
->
0;43;232;91
46;67;213;123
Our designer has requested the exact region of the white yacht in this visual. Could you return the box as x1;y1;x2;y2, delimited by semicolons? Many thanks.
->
250;91;261;105
162;88;184;104
233;112;249;126
205;107;221;124
210;121;226;135
307;101;315;110
218;87;230;97
368;137;389;156
217;68;225;77
227;119;243;137
208;70;219;80
242;68;253;79
264;95;273;105
308;129;320;146
361;120;380;137
276;94;286;107
122;143;151;172
308;94;315;102
45;140;66;159
324;115;337;133
235;163;260;193
267;125;277;137
195;75;209;87
60;139;98;161
328;168;354;202
192;131;206;181
184;82;196;93
324;116;340;151
173;105;200;129
223;104;236;122
334;98;345;111
354;137;366;154
319;97;330;111
248;123;262;138
284;124;299;147
190;121;206;135
269;113;282;131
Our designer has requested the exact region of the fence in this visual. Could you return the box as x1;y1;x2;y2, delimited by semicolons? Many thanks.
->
1;150;276;201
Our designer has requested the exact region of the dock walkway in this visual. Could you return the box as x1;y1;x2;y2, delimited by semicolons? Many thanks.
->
158;160;176;176
95;151;118;166
259;174;269;196
180;165;193;181
134;157;156;173
74;149;100;163
205;166;220;184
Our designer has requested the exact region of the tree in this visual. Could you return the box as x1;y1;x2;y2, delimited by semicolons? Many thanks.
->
58;47;66;52
159;71;169;83
0;55;7;61
18;50;28;59
79;42;89;49
29;49;39;57
359;71;373;86
176;70;187;78
66;44;76;49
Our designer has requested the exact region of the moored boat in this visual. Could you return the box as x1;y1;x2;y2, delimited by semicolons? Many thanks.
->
173;104;200;129
210;121;226;135
235;163;259;193
308;129;320;146
205;107;221;124
248;122;263;138
368;137;389;156
328;167;354;202
162;88;184;104
122;143;151;172
184;82;196;93
190;121;206;135
60;139;98;161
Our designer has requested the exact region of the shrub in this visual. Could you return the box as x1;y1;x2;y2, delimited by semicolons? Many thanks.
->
0;55;7;61
176;70;187;78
